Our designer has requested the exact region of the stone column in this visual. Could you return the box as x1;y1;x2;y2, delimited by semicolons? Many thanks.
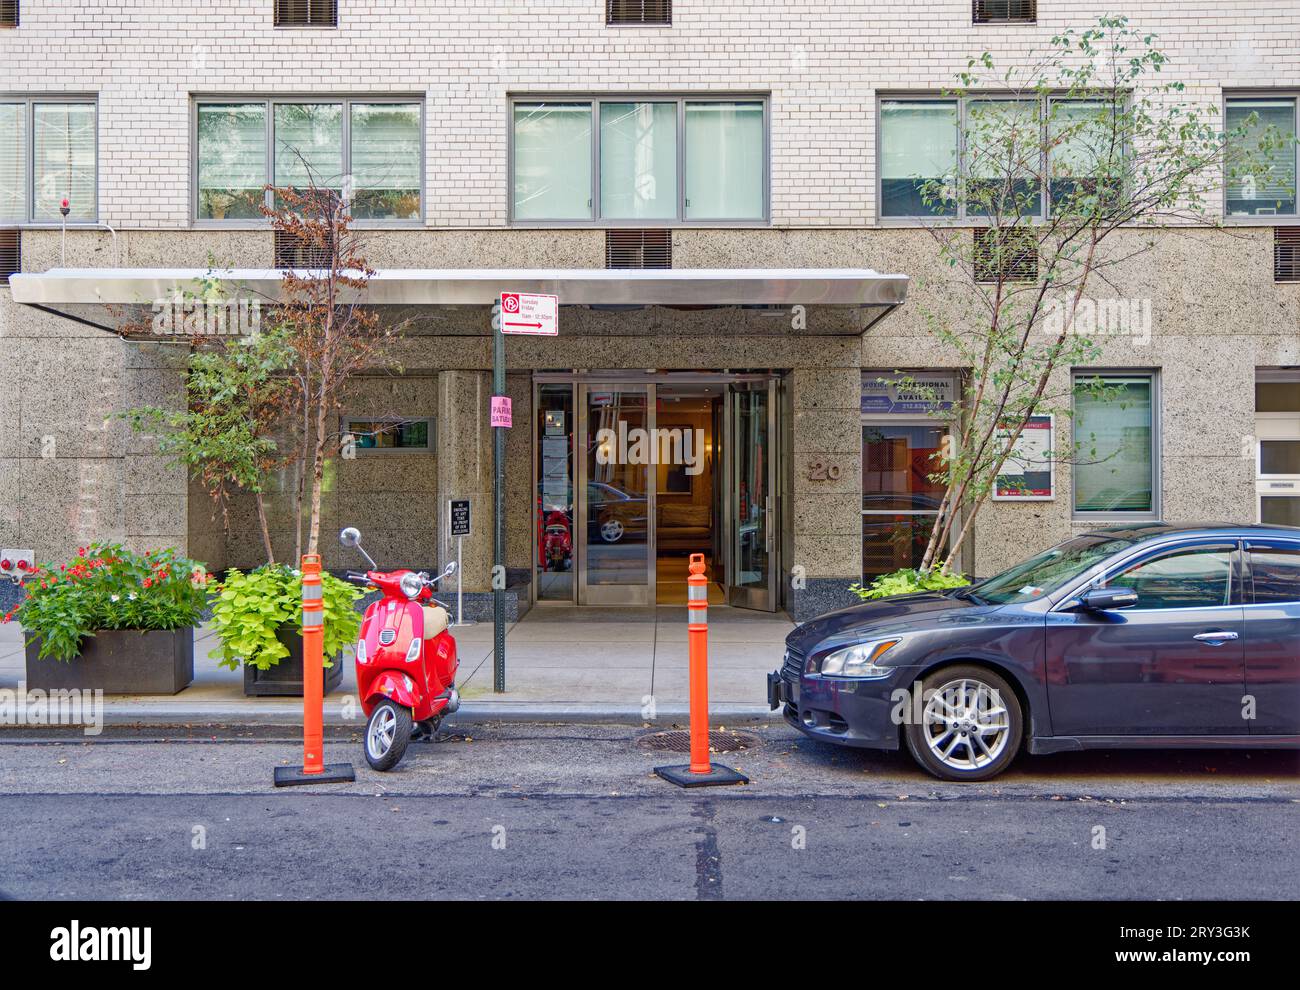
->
436;369;493;592
786;367;863;622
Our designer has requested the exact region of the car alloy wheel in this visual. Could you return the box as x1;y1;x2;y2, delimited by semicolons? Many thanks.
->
904;664;1023;781
600;518;625;543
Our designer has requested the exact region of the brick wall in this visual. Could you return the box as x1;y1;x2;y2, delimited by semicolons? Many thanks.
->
1;1;1297;229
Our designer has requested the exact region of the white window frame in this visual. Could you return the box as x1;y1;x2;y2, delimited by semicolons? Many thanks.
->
1222;91;1300;224
191;95;426;228
1071;369;1161;522
507;93;770;227
0;95;99;226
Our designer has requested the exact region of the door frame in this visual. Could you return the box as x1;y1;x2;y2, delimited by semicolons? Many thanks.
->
576;381;656;605
726;378;779;610
530;371;783;607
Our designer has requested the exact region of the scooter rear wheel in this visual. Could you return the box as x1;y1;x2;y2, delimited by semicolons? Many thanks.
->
364;699;412;771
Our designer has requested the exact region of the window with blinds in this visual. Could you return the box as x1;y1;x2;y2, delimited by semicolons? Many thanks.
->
275;0;337;27
1226;97;1298;217
607;1;670;25
196;99;421;221
973;0;1036;23
0;2;17;28
0;100;97;223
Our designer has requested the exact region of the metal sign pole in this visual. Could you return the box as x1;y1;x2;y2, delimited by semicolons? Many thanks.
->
491;301;506;692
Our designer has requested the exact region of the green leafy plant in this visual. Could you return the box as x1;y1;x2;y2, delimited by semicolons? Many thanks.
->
850;568;971;602
2;544;212;662
209;564;362;671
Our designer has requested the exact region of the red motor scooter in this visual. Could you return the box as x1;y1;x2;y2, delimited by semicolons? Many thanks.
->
339;527;460;771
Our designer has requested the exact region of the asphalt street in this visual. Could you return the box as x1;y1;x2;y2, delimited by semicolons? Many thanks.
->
0;722;1296;900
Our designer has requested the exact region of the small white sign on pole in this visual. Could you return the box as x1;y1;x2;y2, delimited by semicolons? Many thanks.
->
499;292;559;336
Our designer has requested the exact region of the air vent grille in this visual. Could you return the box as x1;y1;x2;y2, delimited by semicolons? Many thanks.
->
974;228;1038;283
275;0;337;27
1275;227;1300;282
0;230;19;285
973;0;1035;23
274;229;331;269
605;229;672;269
607;0;671;25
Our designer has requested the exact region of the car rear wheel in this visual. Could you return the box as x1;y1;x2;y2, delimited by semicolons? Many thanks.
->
904;665;1022;782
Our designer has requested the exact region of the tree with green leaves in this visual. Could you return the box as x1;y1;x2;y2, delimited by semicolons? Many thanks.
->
898;14;1294;574
124;326;295;565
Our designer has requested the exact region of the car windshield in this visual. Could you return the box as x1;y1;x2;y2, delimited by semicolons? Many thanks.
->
971;535;1136;605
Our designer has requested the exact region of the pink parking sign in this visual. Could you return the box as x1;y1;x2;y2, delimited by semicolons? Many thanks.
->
490;395;513;428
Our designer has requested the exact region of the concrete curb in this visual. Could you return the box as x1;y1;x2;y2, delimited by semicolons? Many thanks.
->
0;701;783;729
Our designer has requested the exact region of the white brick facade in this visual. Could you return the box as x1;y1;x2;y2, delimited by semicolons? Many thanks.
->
2;1;1298;229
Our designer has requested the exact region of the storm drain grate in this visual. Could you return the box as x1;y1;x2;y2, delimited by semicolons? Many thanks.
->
636;729;760;754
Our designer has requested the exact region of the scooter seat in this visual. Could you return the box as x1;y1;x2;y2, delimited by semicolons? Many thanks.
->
422;605;450;637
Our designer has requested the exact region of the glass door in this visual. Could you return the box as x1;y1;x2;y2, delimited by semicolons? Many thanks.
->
727;380;777;610
577;384;655;604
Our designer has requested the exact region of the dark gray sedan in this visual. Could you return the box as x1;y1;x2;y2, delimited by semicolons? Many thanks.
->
770;524;1300;780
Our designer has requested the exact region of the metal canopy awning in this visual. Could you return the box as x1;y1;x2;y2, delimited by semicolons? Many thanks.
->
7;266;909;336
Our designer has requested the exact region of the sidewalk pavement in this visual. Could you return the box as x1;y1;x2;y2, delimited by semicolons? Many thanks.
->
0;605;793;725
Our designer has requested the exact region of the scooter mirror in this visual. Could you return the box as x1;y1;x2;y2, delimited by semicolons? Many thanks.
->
339;527;362;548
441;561;457;581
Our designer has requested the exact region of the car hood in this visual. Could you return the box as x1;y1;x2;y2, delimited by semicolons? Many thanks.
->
786;592;992;656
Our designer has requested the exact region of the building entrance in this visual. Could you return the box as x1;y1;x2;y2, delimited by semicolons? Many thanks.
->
533;372;781;610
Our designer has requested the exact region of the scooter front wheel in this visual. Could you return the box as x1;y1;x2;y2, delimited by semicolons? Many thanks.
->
364;699;412;771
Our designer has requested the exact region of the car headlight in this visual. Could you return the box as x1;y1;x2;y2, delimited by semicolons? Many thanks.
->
399;572;424;600
819;639;901;678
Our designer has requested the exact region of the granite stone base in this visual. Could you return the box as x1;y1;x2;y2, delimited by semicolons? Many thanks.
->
786;578;862;624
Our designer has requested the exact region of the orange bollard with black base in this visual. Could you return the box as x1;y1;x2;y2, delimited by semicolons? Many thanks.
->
654;553;749;788
273;554;355;787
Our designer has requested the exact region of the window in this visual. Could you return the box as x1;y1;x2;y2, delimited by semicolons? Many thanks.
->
880;100;957;217
1073;373;1158;517
1225;97;1297;217
275;0;336;27
343;419;433;453
195;98;422;222
510;96;767;223
1108;546;1234;610
879;95;1125;221
1250;545;1300;604
0;2;16;28
606;1;670;26
0;98;97;223
973;0;1035;23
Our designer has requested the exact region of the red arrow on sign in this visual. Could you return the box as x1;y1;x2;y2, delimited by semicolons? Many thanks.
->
505;322;542;329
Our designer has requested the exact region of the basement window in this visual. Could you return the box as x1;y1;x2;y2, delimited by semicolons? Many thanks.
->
275;0;337;27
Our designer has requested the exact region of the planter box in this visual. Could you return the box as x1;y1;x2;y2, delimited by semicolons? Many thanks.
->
25;628;194;695
243;624;345;697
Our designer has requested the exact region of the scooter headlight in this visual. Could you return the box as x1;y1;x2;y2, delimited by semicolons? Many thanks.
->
399;572;424;600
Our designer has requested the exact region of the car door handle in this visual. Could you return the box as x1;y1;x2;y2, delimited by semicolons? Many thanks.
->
1193;631;1239;644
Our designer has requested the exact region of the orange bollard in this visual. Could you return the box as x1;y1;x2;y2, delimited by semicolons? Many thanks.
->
686;554;712;774
654;553;749;789
273;554;355;787
301;554;325;774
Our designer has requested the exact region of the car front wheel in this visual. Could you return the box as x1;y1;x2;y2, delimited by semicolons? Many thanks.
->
904;665;1022;782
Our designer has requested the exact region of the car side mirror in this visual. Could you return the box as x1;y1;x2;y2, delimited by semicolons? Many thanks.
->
1079;586;1138;611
